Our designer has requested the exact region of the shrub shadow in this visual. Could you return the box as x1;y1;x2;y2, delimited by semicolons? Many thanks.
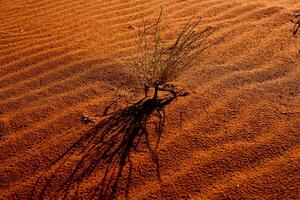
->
31;92;187;200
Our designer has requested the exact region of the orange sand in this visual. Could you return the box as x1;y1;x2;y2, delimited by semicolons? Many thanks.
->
0;0;299;199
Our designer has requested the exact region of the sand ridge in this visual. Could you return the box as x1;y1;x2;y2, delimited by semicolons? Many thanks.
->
0;0;299;199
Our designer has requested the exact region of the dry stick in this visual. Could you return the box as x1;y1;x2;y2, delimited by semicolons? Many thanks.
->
291;11;300;35
154;8;163;86
293;22;300;35
142;17;148;72
154;8;163;65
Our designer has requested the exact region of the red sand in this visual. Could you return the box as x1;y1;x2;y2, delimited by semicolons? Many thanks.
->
0;0;299;199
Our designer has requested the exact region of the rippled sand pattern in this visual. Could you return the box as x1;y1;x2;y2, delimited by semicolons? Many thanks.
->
0;0;299;199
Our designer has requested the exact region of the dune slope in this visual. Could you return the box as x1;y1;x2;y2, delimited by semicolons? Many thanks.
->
0;0;299;199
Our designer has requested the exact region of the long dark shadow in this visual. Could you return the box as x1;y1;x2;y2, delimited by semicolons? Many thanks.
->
30;91;187;200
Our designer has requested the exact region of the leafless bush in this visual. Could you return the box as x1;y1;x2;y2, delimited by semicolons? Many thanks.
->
120;8;229;99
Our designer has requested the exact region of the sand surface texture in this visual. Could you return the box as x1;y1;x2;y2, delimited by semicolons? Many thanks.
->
0;0;300;199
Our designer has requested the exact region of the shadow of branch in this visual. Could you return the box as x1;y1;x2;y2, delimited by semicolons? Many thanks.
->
31;91;187;200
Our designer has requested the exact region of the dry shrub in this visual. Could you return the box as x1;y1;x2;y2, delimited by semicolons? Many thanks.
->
122;8;230;99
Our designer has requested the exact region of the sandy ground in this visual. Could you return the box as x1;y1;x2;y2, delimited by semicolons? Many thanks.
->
0;0;300;199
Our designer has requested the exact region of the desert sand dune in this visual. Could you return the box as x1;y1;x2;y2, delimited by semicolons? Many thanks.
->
0;0;299;199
